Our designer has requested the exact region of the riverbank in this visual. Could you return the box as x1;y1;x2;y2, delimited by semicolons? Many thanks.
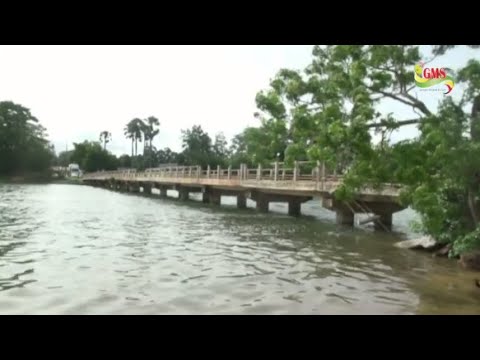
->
0;173;82;185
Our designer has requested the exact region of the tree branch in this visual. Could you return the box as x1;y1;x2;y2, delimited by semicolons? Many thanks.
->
368;88;418;108
405;85;416;93
367;118;421;129
402;92;432;116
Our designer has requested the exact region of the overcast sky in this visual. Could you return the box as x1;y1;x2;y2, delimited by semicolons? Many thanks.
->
1;45;478;156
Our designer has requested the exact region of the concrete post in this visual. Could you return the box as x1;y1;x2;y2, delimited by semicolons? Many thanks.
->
121;182;128;192
237;193;247;209
217;165;220;179
257;164;262;180
197;166;201;180
209;191;221;205
129;184;140;193
293;161;298;182
274;162;278;181
188;167;192;177
202;192;209;203
256;195;269;213
178;187;189;201
228;166;231;180
159;186;168;198
207;165;210;178
288;200;301;217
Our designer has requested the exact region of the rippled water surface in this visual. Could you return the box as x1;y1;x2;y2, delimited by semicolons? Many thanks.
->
1;184;479;314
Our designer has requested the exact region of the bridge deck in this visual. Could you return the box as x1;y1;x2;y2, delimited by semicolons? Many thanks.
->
82;164;403;203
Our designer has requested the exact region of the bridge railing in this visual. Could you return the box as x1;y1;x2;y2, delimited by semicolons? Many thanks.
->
82;161;344;185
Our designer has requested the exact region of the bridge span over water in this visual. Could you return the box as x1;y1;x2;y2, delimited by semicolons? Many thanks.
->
82;162;405;231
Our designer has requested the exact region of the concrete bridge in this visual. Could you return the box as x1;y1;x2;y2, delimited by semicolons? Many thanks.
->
81;162;406;231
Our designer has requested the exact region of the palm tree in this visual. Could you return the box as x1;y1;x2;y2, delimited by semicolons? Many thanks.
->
124;119;143;156
99;131;111;150
124;122;135;157
146;116;160;150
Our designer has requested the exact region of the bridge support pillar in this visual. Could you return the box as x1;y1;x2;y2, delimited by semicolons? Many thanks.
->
374;212;392;231
288;200;301;217
336;208;354;226
142;184;152;195
209;192;221;205
202;192;209;204
178;187;189;201
159;186;168;198
128;184;140;193
256;196;269;213
237;194;247;209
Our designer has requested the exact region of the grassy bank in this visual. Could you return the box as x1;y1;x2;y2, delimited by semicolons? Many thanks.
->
0;172;81;184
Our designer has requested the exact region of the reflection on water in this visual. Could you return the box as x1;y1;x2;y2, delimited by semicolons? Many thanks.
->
0;184;479;314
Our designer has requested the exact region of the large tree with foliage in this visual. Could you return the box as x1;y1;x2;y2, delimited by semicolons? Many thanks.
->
0;101;55;175
180;125;215;168
253;45;480;256
70;140;118;172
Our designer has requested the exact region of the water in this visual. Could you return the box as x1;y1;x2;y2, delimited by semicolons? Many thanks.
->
1;183;479;314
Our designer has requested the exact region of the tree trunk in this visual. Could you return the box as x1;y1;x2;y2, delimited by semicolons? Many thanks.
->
131;139;134;157
471;95;480;141
135;139;138;156
467;188;479;228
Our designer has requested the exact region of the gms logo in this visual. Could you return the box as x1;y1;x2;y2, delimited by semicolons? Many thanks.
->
414;61;455;95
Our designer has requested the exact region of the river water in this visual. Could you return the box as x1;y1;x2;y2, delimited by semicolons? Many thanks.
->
0;183;479;314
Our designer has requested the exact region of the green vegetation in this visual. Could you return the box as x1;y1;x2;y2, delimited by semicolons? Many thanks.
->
2;45;480;257
0;101;55;179
246;45;480;256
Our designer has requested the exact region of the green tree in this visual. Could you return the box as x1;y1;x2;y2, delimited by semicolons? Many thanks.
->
180;125;214;168
99;131;112;150
117;154;132;169
71;141;118;172
0;101;54;175
56;150;73;167
253;45;480;256
212;132;230;167
124;118;143;156
142;116;160;153
157;147;179;164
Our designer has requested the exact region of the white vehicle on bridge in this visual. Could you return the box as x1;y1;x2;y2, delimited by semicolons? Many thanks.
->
68;163;81;177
